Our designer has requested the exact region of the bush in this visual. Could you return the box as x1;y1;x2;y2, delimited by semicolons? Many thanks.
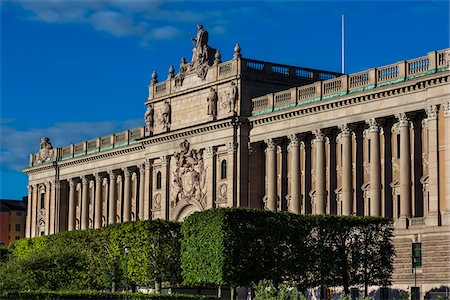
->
0;290;216;299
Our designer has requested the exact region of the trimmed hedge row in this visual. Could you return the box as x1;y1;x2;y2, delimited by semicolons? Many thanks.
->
181;208;394;293
1;220;181;292
0;290;216;300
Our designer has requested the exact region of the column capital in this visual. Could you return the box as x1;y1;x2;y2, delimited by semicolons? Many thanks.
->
122;167;131;177
395;112;410;127
54;180;61;189
425;104;438;119
288;134;299;145
365;118;380;131
312;129;324;141
108;170;116;180
94;173;102;183
226;141;237;154
264;138;276;152
160;155;169;165
81;176;89;185
338;123;352;138
205;146;215;158
27;185;33;192
32;183;38;190
444;101;450;117
138;162;146;173
45;181;51;188
68;178;75;187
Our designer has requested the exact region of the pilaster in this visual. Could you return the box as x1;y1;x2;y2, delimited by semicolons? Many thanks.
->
138;163;145;220
68;179;76;231
442;102;450;225
226;142;237;208
265;138;277;211
205;146;216;209
424;105;440;226
396;113;412;229
366;118;382;217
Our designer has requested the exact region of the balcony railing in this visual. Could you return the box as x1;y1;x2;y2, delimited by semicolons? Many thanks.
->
251;49;449;116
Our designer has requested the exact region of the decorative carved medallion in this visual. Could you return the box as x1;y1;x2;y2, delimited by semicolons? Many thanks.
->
171;140;207;209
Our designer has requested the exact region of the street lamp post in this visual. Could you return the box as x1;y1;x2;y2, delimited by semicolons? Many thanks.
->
124;246;131;300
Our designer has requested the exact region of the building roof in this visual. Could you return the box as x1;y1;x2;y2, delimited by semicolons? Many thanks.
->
0;199;26;212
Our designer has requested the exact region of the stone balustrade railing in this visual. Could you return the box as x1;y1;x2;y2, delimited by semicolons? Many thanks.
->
30;126;146;167
149;58;341;100
251;49;449;116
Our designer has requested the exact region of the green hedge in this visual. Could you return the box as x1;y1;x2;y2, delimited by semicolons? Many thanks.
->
181;208;394;292
0;290;216;300
0;220;181;292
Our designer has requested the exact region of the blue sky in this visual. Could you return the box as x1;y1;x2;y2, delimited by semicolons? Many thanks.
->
1;0;449;200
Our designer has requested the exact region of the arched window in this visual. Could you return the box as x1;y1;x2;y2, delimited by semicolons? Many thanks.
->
156;171;162;190
221;160;227;180
40;193;45;209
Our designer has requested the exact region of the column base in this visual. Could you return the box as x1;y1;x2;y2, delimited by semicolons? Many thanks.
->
395;217;409;229
442;211;450;225
425;212;440;226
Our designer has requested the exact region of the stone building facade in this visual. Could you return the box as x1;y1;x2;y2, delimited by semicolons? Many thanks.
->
23;26;449;297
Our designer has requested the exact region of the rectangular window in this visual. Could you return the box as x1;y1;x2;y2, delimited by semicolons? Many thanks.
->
15;224;20;231
396;134;401;159
412;243;422;268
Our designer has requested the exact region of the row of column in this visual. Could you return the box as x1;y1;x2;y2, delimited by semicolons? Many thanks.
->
66;164;151;231
262;104;450;227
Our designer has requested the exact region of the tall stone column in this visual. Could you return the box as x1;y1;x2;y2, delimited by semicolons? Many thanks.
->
396;113;412;227
338;124;353;215
94;174;102;229
425;105;440;226
265;139;277;211
108;171;117;224
53;181;61;234
68;179;76;231
313;129;326;215
288;134;300;214
26;185;32;238
226;142;237;208
205;146;215;209
144;161;151;220
443;102;450;225
45;181;51;234
81;176;89;230
31;184;38;237
366;119;382;216
49;180;57;234
123;168;131;222
138;163;145;220
160;156;169;220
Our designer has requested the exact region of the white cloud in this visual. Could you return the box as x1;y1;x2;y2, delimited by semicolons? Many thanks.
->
150;25;182;40
0;118;142;171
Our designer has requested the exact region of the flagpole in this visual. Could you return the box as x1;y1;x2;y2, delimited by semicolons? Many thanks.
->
342;14;345;74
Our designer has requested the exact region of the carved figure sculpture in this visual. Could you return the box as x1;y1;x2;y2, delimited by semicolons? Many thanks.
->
171;140;207;208
175;57;188;87
144;104;154;134
191;24;208;65
228;82;238;113
160;100;171;130
207;87;218;117
36;137;55;163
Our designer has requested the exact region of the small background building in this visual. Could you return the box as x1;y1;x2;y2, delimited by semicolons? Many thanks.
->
0;198;27;246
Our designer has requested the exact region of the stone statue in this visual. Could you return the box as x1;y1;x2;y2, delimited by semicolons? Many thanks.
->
144;104;154;134
228;81;238;113
36;137;55;163
175;57;188;87
207;87;218;117
191;24;208;65
161;100;171;130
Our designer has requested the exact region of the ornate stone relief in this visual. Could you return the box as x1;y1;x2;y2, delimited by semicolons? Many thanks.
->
443;102;450;117
425;104;438;119
174;58;188;87
171;140;207;209
153;193;162;209
216;183;228;207
36;137;56;164
221;82;238;113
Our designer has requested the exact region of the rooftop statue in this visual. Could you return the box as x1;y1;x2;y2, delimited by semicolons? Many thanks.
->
187;24;217;80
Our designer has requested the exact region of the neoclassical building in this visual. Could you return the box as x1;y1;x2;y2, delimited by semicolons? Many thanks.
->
24;26;449;296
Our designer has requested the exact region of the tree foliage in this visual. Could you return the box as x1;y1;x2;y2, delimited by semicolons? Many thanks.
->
181;208;394;290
